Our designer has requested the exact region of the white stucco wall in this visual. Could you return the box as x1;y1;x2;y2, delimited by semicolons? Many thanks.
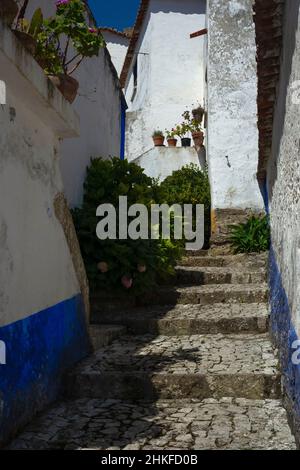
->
124;0;207;161
267;0;300;338
207;0;263;210
101;31;129;77
25;0;123;207
132;146;206;181
0;20;80;327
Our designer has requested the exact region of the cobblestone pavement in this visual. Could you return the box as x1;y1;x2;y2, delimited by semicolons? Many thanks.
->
74;333;278;375
8;398;295;450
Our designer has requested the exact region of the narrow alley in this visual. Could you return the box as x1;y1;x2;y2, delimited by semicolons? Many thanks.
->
8;249;296;450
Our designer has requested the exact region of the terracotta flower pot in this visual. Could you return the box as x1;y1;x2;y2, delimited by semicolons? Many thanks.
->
192;107;205;123
192;131;204;148
153;135;165;147
0;0;18;25
36;57;49;70
48;74;79;103
167;138;177;148
14;31;37;55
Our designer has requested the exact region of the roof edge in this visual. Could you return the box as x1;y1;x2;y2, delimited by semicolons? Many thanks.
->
100;27;132;39
120;0;149;88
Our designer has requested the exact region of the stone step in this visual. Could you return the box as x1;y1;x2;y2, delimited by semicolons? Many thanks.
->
91;303;269;335
173;266;266;285
65;333;280;401
179;252;268;268
89;325;127;351
141;284;268;306
7;398;295;450
184;250;210;257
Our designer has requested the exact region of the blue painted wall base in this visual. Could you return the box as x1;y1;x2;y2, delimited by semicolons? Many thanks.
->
269;247;300;443
0;294;91;445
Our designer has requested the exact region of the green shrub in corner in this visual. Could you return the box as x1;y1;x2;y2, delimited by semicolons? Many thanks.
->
229;215;270;254
72;158;182;296
159;164;211;248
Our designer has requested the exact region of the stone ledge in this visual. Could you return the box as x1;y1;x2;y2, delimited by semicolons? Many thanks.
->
131;146;206;181
0;19;79;138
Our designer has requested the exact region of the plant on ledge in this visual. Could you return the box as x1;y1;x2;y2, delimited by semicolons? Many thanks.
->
182;110;204;148
165;129;177;147
152;130;165;147
173;122;191;147
13;8;44;55
229;215;270;254
35;0;105;102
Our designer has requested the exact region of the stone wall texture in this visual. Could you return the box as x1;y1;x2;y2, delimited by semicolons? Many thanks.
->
266;0;300;445
207;0;264;211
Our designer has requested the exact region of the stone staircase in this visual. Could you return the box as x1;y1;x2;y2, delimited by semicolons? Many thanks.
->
8;251;296;450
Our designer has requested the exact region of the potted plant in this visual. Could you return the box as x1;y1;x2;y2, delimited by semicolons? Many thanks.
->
192;105;205;124
0;0;18;26
35;0;105;103
13;8;43;55
182;109;204;148
174;122;191;147
165;129;177;147
190;120;204;148
152;130;165;147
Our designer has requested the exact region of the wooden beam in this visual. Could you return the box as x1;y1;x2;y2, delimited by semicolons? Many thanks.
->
190;28;208;39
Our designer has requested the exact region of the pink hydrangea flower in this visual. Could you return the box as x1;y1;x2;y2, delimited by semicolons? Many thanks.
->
56;0;70;7
97;261;109;273
121;275;133;289
137;264;147;273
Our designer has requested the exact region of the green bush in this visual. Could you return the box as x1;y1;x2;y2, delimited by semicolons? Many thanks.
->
159;164;211;248
229;215;270;254
72;158;182;296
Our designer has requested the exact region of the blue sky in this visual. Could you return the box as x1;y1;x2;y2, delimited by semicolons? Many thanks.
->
88;0;140;30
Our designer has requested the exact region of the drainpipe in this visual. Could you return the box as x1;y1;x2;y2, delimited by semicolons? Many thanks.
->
120;95;127;160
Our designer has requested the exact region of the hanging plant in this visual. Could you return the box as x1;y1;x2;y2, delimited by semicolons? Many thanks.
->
35;0;105;103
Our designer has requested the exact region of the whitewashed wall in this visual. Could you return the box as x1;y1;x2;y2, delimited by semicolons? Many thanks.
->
124;0;206;161
0;19;90;445
0;21;80;328
207;0;263;210
25;0;123;207
132;146;206;181
101;31;129;77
